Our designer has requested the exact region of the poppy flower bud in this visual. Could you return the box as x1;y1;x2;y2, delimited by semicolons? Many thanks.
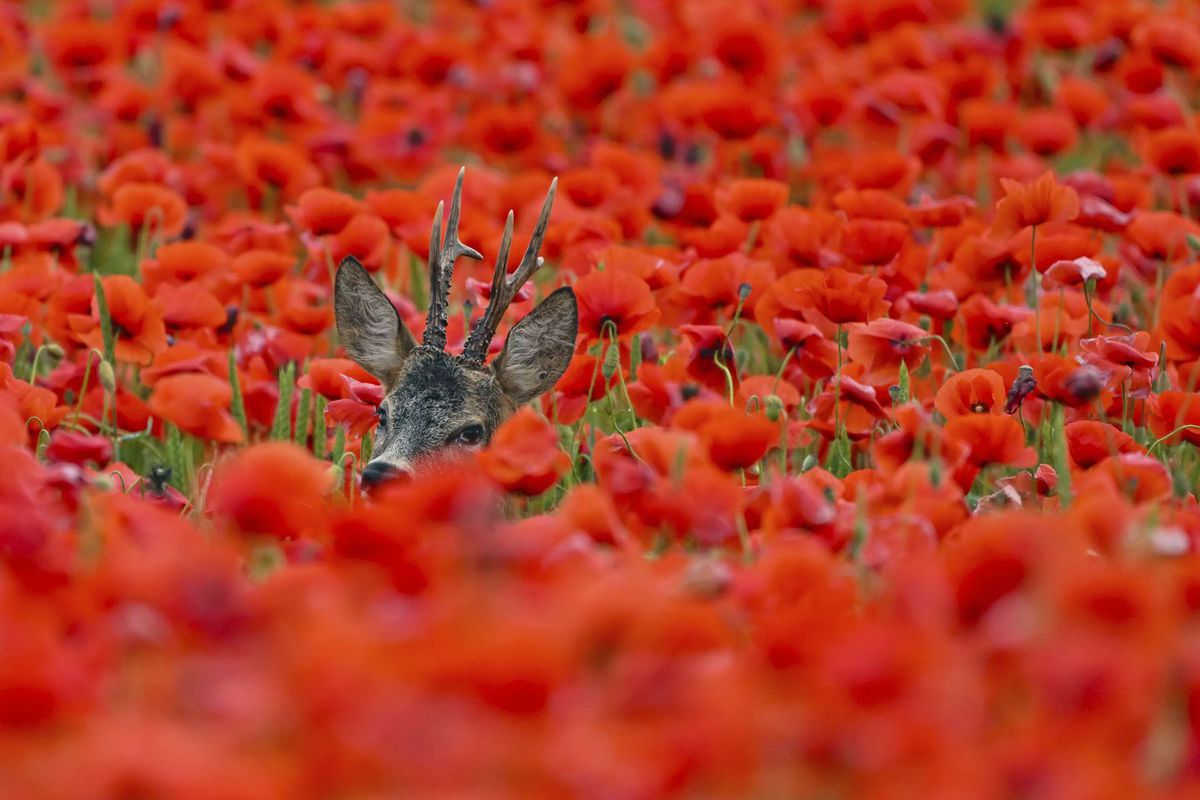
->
764;395;784;421
43;343;64;359
602;342;620;380
800;454;818;472
98;360;116;394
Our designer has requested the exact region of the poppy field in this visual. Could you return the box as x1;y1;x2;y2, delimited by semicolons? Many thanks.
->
9;0;1200;796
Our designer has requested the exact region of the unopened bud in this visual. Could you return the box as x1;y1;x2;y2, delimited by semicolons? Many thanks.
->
601;342;620;380
764;395;784;422
800;454;818;473
43;343;64;359
98;360;116;394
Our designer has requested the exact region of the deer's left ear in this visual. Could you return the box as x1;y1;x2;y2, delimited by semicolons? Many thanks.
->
493;286;577;405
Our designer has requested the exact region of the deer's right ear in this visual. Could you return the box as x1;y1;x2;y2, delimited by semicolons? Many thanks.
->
334;256;416;386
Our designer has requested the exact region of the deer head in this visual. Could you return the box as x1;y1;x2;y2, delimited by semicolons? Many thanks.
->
334;168;577;486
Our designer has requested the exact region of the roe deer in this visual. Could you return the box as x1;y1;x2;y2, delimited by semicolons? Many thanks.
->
333;168;577;486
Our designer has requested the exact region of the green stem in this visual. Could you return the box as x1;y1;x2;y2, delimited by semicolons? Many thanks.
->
1147;425;1200;456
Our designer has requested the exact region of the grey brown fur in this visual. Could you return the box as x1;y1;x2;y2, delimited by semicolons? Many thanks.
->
332;169;576;482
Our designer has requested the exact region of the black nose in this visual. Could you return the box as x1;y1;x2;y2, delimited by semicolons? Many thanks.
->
361;462;403;488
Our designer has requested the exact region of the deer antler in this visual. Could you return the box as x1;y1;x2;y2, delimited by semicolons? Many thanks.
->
423;167;482;351
460;177;557;364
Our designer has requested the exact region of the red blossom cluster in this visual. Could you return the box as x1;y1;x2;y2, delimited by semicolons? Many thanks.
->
3;0;1200;796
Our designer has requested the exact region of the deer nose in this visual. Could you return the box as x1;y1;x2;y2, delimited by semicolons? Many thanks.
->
361;461;410;488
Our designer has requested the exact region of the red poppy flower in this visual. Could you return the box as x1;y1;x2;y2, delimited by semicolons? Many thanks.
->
148;373;244;444
1042;256;1106;289
209;442;330;539
76;275;168;366
873;406;968;473
233;249;295;288
1149;391;1200;447
145;241;228;287
140;342;224;385
671;400;780;471
1015;109;1079;157
479;408;570;496
287;188;363;236
899;289;958;321
44;430;111;467
557;35;632;113
935;369;1007;418
990;171;1080;238
1078;454;1172;505
156;283;227;331
840;219;909;266
775;268;890;335
574;269;659;340
678;254;772;316
1064;421;1144;469
100;182;188;238
958;294;1032;351
1145;127;1200;176
834;189;909;222
715;179;789;223
945;414;1037;469
845;318;929;384
1079;333;1158;391
324;398;381;438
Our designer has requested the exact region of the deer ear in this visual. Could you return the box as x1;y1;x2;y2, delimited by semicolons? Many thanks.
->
334;256;416;386
493;286;577;405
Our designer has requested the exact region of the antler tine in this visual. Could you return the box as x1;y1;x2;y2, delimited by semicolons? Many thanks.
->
461;177;557;363
423;167;482;351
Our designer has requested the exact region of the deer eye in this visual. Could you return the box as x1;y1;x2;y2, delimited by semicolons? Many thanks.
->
376;406;388;428
450;424;484;446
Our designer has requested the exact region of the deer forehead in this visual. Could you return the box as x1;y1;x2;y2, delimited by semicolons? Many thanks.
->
383;348;505;430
